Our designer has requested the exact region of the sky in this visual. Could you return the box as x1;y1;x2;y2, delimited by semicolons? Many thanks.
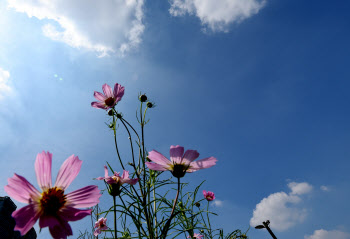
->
0;0;350;238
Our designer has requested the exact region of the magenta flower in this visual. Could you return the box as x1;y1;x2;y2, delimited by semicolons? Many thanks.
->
203;190;215;201
96;166;139;196
4;151;101;239
145;145;217;178
91;83;125;110
187;233;204;239
94;217;108;236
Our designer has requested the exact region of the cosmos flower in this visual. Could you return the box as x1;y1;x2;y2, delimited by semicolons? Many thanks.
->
91;83;125;110
4;151;101;239
203;190;215;201
145;145;217;178
94;217;108;236
187;233;204;239
96;166;139;196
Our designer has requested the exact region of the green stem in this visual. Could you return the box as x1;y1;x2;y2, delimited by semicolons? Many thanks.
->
113;196;117;239
112;114;125;170
206;201;212;238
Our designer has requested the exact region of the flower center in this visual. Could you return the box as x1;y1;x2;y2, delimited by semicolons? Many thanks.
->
171;164;189;178
112;176;120;183
40;187;66;216
105;97;115;107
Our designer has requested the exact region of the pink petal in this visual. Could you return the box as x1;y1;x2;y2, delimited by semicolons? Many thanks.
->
102;83;113;98
35;151;52;191
121;177;139;185
94;91;107;101
182;150;200;164
12;204;41;236
5;174;41;203
48;219;73;239
91;101;107;109
59;207;92;221
96;166;109;180
188;157;217;172
39;214;60;228
148;150;171;166
54;155;82;190
66;185;101;208
170;145;184;164
114;83;125;102
145;162;170;171
121;170;130;179
94;228;101;236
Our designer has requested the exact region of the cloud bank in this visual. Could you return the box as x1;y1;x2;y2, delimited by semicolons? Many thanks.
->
7;0;145;56
169;0;266;32
250;182;312;231
0;67;11;99
305;229;350;239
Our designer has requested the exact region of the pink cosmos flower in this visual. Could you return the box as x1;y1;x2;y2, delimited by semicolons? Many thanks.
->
145;145;217;178
203;190;215;201
94;217;108;236
96;166;139;196
91;83;125;110
4;151;101;239
187;233;204;239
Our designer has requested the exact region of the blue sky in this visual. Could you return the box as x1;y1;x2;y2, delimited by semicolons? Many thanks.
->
1;0;350;238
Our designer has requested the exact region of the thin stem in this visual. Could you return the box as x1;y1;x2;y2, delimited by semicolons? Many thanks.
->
112;114;125;170
113;196;117;239
171;177;181;216
206;201;212;238
161;177;181;239
153;179;158;238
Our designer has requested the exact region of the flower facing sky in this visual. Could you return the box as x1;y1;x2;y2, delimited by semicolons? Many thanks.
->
94;217;108;236
4;151;101;239
91;83;125;110
145;145;217;178
187;233;204;239
203;190;215;201
96;166;139;196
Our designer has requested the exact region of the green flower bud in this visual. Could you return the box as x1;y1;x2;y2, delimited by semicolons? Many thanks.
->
107;109;114;116
139;94;147;102
146;102;153;108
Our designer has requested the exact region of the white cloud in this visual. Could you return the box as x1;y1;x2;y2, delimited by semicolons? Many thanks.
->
288;182;313;195
320;185;330;192
212;199;224;207
305;229;350;239
7;0;145;57
250;182;312;231
169;0;266;32
0;67;11;99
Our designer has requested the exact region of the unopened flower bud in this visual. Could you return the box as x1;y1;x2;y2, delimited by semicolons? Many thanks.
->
139;94;147;102
195;202;200;208
108;109;114;116
146;102;154;108
200;230;204;233
116;113;122;119
109;123;114;129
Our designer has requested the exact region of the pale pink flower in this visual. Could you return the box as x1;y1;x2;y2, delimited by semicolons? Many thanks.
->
96;166;139;196
4;151;101;239
91;83;125;110
145;145;217;178
187;233;204;239
203;190;215;201
94;217;108;236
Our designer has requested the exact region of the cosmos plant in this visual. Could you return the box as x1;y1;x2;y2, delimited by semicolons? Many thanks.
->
5;83;248;239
